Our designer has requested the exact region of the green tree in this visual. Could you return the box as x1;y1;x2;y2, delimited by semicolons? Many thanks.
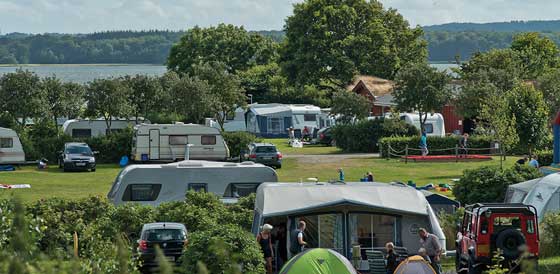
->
393;62;451;132
42;77;85;126
511;32;560;79
537;68;560;118
84;79;132;133
479;91;519;159
280;0;426;89
192;62;247;131
0;69;45;127
169;76;213;124
506;83;550;155
167;24;278;74
330;91;371;124
238;63;284;104
123;75;163;123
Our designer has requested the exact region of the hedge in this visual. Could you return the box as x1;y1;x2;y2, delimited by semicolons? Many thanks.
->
535;150;553;166
379;135;495;157
332;118;418;153
223;131;260;158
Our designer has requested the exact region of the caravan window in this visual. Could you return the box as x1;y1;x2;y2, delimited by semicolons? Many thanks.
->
0;138;13;148
348;213;396;258
169;135;188;145
201;135;216;145
188;183;207;192
304;114;316;122
72;129;91;138
298;214;345;255
122;184;162;201
229;183;259;198
423;124;434;134
268;118;282;133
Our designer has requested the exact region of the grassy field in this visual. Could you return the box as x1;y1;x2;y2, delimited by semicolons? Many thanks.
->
265;138;342;155
441;256;560;274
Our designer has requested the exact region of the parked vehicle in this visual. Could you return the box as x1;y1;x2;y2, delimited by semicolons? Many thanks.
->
246;143;282;168
456;203;539;274
399;113;445;137
58;142;97;172
136;222;187;270
315;127;334;146
131;123;229;162
107;160;278;206
63;117;148;138
0;127;25;164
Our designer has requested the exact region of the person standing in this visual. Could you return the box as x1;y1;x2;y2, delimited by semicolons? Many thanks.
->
420;131;429;156
257;224;274;274
290;221;307;256
529;155;540;168
459;133;469;157
419;228;442;274
338;168;345;182
385;242;398;274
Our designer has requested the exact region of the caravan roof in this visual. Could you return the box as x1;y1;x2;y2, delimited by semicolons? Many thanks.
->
248;104;322;116
255;182;432;218
0;127;18;137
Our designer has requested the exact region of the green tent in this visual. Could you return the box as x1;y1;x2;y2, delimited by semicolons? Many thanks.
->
279;248;358;274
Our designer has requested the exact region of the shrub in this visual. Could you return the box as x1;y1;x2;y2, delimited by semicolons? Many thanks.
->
86;128;134;163
534;149;553;166
379;135;494;157
332;118;418;153
437;207;464;250
223;131;260;158
452;165;541;205
540;212;560;257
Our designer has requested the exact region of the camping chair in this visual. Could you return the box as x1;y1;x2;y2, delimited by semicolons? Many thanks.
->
365;250;386;274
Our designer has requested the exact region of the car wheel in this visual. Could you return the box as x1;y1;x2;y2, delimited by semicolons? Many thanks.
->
91;168;96;172
330;140;336;147
276;165;282;169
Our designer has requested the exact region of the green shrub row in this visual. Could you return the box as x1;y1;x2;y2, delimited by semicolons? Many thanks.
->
331;118;418;153
534;150;554;166
379;135;495;157
223;131;260;158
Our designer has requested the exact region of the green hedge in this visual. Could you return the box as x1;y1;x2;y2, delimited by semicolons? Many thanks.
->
332;118;418;153
535;150;554;166
379;135;495;157
223;131;260;158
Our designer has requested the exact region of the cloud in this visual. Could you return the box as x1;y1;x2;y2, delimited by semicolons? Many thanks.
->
0;0;558;33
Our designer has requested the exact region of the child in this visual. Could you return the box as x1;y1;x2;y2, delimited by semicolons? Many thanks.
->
385;242;397;274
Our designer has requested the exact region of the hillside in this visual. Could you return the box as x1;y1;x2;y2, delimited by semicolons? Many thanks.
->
424;20;560;32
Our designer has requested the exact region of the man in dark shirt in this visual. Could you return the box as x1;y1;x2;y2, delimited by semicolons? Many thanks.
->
290;221;307;257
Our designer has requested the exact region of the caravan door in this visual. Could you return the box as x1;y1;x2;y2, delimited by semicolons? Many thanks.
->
149;129;160;160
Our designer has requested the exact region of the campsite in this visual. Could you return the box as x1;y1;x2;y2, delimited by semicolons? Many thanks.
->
3;0;560;274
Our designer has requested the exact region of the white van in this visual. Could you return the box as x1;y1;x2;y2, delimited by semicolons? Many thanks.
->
400;113;445;137
0;127;25;164
131;123;230;162
107;160;278;206
63;118;149;138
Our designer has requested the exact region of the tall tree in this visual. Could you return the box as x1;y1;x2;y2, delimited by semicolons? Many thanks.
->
169;76;213;124
537;68;560;118
192;62;247;131
123;75;163;123
84;79;132;133
280;0;426;89
0;69;45;127
42;77;85;126
330;91;371;124
394;62;451;132
167;24;278;75
511;32;560;79
479;91;519;158
507;83;550;155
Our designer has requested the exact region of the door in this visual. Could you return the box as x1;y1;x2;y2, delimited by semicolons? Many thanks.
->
149;129;160;160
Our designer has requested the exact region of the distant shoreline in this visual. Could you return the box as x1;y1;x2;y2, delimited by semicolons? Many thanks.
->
0;63;165;67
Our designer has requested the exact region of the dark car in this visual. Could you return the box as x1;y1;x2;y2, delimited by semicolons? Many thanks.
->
246;143;282;169
316;127;335;146
58;142;97;172
137;222;188;271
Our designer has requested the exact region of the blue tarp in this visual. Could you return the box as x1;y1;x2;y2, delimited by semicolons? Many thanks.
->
0;165;16;171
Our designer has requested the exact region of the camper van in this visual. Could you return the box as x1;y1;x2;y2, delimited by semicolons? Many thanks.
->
63;118;149;138
400;113;445;137
253;182;446;272
0;127;25;164
131;123;230;162
107;160;278;206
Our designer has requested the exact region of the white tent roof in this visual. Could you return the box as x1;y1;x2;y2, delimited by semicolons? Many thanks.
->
256;182;431;217
507;173;560;220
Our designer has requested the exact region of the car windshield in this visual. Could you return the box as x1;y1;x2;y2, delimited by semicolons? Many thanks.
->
255;146;277;153
66;146;93;156
145;229;186;241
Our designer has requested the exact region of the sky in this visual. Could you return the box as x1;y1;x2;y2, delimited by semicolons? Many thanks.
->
0;0;558;34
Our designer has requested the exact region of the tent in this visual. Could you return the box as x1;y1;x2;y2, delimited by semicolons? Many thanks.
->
279;248;357;274
421;190;461;214
505;173;560;222
394;255;436;274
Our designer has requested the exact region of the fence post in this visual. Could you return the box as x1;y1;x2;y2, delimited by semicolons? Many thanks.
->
455;145;459;163
387;143;391;160
405;144;409;164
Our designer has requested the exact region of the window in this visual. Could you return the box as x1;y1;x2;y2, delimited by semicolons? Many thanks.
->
298;214;344;254
0;138;13;148
527;219;535;234
493;216;521;232
423;123;434;134
122;184;162;201
169;135;188;145
229;183;259;197
268;118;282;133
255;146;277;153
304;114;316;122
201;135;216;145
65;145;93;156
188;183;207;192
72;129;91;138
144;229;186;241
348;213;396;259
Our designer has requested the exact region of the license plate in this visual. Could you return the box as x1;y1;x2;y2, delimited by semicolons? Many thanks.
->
166;256;175;262
262;157;273;160
75;163;86;167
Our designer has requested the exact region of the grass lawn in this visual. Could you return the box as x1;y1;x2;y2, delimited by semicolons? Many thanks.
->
265;138;342;155
440;256;560;274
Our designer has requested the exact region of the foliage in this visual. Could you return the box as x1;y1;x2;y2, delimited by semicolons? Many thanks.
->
330;91;372;124
393;62;451;131
222;131;260;159
86;128;134;163
437;208;465;253
168;75;214;124
534;150;553;166
537;68;560;118
167;24;278;74
84;79;132;132
511;32;560;79
452;165;541;205
479;92;519;152
123;75;163;122
378;135;494;157
280;0;426;88
43;77;85;126
540;212;560;257
19;119;73;161
0;69;46;127
332;118;418;153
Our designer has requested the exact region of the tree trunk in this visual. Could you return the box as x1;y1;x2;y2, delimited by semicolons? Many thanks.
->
105;115;112;135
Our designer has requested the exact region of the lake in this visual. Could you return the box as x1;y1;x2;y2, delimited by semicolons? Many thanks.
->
0;63;459;83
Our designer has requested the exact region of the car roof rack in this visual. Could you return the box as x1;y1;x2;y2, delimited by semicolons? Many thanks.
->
465;203;537;216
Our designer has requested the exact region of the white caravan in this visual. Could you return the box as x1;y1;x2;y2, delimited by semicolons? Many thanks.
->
399;113;446;137
131;123;229;162
107;160;278;206
0;127;25;164
63;118;149;138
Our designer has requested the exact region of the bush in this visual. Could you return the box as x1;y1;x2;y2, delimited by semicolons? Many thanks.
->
540;212;560;257
535;149;553;166
452;165;541;205
438;207;464;250
332;118;418;153
223;131;260;158
379;135;494;157
86;128;134;163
